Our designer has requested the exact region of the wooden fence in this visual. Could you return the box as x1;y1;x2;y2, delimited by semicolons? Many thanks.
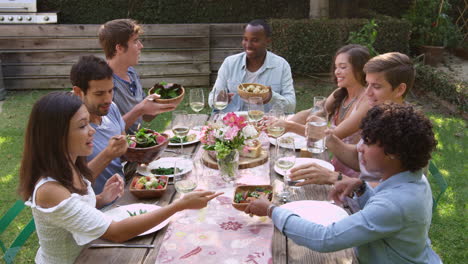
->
0;23;244;90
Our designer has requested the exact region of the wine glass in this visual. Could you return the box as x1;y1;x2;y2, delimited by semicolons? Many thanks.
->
173;156;197;194
247;97;264;123
190;88;205;130
211;86;229;112
275;136;296;202
211;86;229;124
266;108;286;139
190;88;205;113
306;96;328;153
171;110;190;154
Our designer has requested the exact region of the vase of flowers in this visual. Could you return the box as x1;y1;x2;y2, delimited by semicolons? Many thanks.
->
200;112;258;182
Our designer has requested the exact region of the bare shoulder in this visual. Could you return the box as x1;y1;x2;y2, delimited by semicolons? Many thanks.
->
35;181;72;209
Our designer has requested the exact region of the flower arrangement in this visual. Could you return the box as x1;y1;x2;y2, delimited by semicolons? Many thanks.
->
200;113;258;159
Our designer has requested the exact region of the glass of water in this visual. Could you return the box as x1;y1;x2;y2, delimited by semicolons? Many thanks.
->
275;136;296;202
306;96;327;153
173;156;198;194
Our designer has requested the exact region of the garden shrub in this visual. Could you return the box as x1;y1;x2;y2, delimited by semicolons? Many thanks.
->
270;17;411;74
364;0;413;18
38;0;309;24
414;64;467;111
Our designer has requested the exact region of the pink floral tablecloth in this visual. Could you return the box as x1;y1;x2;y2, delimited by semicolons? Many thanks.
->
155;146;274;264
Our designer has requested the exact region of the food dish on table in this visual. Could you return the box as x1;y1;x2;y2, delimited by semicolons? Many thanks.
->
269;132;306;150
136;157;193;177
232;185;273;211
104;203;171;236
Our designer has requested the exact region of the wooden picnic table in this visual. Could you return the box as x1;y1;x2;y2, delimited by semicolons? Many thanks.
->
75;113;357;264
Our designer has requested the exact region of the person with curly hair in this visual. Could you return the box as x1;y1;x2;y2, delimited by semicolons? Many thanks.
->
245;103;442;264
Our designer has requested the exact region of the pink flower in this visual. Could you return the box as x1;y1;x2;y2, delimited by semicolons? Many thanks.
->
219;221;243;231
200;126;215;145
224;126;240;140
223;112;247;129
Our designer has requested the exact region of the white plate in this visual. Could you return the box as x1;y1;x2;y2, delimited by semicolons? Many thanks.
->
166;130;200;146
274;157;334;176
137;157;193;178
269;132;306;150
104;203;170;236
280;200;348;226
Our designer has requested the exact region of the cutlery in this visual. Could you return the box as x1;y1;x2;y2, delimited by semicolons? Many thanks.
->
89;243;154;249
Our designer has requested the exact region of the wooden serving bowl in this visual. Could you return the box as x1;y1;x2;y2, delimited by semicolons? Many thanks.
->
122;133;169;164
232;185;273;211
129;175;168;199
237;83;270;103
148;83;185;105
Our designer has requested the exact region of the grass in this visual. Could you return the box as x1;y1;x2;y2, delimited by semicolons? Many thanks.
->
0;79;466;263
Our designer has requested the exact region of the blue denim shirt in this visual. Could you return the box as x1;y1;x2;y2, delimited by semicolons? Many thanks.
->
272;170;443;264
209;51;296;113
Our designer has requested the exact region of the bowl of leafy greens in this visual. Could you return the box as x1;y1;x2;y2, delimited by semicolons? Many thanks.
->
148;82;185;105
232;185;273;211
123;128;169;164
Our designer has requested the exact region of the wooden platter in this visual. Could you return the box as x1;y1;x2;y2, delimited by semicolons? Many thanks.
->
202;150;269;170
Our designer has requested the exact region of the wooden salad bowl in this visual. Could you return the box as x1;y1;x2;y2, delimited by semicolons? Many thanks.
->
148;83;185;105
232;185;273;211
122;133;169;164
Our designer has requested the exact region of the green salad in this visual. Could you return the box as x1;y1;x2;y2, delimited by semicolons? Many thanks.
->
151;167;181;175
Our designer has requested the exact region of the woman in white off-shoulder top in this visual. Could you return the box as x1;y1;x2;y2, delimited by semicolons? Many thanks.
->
19;92;222;264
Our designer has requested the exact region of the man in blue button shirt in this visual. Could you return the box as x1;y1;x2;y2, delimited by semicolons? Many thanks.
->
208;19;296;113
245;103;443;264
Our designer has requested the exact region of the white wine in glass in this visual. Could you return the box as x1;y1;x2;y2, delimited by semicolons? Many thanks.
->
247;97;264;122
276;136;296;202
172;110;190;153
173;157;197;194
189;88;205;113
212;86;229;111
267;126;285;138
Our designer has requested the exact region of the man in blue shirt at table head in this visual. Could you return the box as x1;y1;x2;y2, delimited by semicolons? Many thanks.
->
98;19;179;133
208;19;296;113
71;55;127;197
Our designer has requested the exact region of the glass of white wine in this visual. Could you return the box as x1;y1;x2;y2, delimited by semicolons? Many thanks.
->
190;88;205;130
171;110;190;154
212;86;229;112
266;108;286;138
190;88;205;113
275;136;296;203
247;97;264;123
173;156;197;194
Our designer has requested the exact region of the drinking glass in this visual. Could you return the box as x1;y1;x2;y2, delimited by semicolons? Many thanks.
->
190;88;205;113
173;156;197;194
275;136;296;202
211;86;229;112
247;97;264;123
172;110;190;154
306;96;327;153
189;88;205;130
266;108;286;138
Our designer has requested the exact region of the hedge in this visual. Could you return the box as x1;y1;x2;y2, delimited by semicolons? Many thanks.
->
364;0;413;18
38;0;309;24
414;65;467;111
269;17;411;74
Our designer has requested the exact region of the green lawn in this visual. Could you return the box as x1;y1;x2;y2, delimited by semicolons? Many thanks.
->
0;80;466;263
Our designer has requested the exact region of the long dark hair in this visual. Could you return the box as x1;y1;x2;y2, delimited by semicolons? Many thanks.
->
329;44;370;119
18;92;93;201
